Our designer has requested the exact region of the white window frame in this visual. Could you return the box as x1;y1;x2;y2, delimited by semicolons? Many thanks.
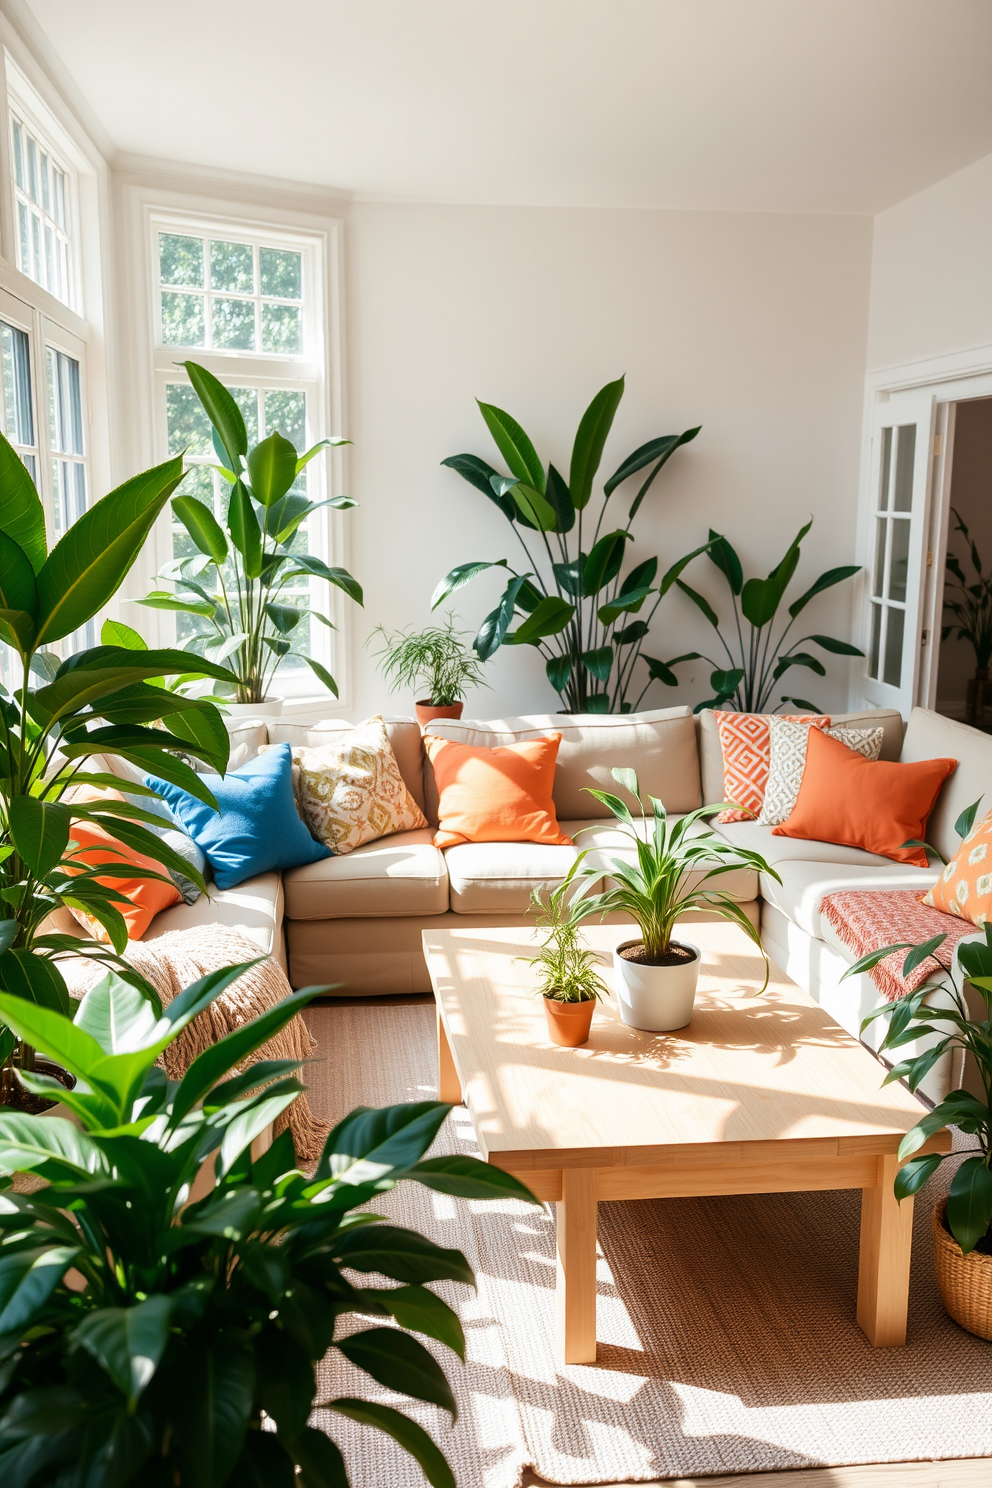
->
122;183;349;710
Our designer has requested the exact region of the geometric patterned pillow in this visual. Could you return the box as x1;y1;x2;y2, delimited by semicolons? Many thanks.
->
759;718;883;826
714;711;830;823
923;807;992;926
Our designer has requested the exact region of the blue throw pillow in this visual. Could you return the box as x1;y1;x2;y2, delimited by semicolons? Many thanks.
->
144;742;330;890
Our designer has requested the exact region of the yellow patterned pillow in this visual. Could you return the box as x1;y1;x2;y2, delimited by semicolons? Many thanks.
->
922;807;992;926
261;715;427;855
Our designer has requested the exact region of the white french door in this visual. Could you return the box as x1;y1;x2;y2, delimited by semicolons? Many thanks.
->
861;390;936;717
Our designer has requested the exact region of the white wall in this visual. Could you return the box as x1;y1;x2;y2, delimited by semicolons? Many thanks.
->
867;151;992;372
344;202;873;720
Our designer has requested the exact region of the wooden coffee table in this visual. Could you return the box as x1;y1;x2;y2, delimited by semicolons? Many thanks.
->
422;921;950;1364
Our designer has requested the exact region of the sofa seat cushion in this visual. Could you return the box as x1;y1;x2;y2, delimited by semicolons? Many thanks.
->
142;871;284;958
444;824;596;914
283;829;448;920
712;818;917;868
760;860;939;941
575;817;758;902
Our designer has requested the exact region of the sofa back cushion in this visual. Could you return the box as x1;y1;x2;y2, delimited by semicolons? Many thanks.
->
696;706;904;804
422;707;699;825
268;717;427;815
901;708;992;862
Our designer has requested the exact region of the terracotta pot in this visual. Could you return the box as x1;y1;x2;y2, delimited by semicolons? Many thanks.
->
543;995;596;1047
416;700;464;728
932;1198;992;1340
612;939;701;1031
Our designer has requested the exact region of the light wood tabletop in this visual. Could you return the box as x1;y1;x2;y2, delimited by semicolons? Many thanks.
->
422;920;950;1363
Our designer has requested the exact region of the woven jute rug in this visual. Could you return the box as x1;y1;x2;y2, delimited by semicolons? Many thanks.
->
304;1002;991;1488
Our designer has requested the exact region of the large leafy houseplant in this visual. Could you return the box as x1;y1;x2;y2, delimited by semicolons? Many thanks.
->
433;377;704;713
141;361;363;704
676;522;863;712
0;436;235;1104
0;966;538;1486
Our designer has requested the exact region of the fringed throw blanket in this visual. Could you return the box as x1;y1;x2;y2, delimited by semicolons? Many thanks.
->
60;925;328;1163
820;889;973;1002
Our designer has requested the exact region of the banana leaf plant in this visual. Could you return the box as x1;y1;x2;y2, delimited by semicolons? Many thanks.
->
0;966;538;1486
141;361;363;704
0;432;236;1104
675;522;863;712
433;377;704;713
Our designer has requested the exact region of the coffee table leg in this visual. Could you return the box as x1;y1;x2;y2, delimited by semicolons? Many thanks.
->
556;1168;598;1364
857;1154;914;1346
436;1003;462;1105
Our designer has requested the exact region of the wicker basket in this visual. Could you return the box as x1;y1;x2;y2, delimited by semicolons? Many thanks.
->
932;1200;992;1340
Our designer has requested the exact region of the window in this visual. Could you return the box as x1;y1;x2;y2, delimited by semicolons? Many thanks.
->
149;210;337;694
0;316;37;481
48;345;86;539
9;108;74;309
867;423;916;688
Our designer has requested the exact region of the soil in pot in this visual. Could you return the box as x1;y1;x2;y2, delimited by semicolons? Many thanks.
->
618;942;698;969
0;1055;76;1115
544;995;596;1048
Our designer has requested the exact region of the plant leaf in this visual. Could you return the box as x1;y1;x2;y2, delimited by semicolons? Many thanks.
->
0;428;47;572
788;564;861;618
476;400;545;492
183;362;248;473
946;1156;992;1255
74;1295;173;1408
8;797;71;877
569;377;624;509
327;1400;455;1488
172;496;228;563
431;559;508;611
508;596;574;646
248;431;299;507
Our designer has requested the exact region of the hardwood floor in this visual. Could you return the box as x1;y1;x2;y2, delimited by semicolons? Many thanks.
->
523;1462;988;1487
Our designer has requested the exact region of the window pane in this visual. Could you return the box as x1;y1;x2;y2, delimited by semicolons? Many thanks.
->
883;605;904;688
1;322;34;448
17;200;28;271
159;233;204;288
893;424;916;512
261;302;301;355
11;117;23;188
887;518;910;603
212;296;255;350
265;389;306;449
166;383;213;455
11;113;75;309
872;518;886;597
260;246;301;299
868;602;882;679
210;239;253;294
228;387;259;447
26;137;38;203
161;291;205;347
48;348;84;456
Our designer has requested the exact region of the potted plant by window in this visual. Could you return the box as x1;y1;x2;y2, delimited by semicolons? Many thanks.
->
943;508;992;727
0;967;538;1485
371;612;490;727
525;879;609;1046
140;361;363;717
843;926;992;1340
0;433;234;1112
574;768;778;1031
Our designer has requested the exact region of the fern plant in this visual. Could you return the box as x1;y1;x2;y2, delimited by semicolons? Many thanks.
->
525;880;608;1003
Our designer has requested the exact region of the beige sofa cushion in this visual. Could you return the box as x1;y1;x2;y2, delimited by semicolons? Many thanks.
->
269;716;427;814
283;828;447;920
422;707;699;824
900;708;992;863
760;859;938;940
711;817;919;868
696;706;904;804
444;822;598;914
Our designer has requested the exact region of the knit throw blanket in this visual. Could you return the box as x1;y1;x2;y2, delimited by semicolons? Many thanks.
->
60;925;328;1164
820;889;973;1003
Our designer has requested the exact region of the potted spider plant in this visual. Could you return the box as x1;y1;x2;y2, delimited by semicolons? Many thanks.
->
525;880;609;1046
573;768;778;1031
371;612;490;726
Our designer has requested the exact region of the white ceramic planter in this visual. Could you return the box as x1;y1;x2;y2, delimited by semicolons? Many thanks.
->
221;698;284;724
612;939;701;1031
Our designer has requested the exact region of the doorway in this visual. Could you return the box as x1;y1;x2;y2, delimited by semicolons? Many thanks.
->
932;396;992;728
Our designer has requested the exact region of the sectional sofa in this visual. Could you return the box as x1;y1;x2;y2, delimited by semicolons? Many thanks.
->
61;703;992;1103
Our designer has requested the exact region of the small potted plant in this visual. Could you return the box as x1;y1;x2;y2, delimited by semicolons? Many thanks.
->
371;612;490;727
843;925;992;1340
525;880;609;1046
575;768;778;1031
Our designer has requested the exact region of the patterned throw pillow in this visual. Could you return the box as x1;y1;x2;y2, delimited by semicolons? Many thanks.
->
714;712;830;823
923;808;992;926
262;714;427;855
759;718;884;826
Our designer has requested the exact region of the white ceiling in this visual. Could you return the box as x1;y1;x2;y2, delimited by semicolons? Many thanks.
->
19;0;992;214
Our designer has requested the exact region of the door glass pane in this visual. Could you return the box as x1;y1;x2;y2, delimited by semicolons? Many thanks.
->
883;606;904;687
868;603;882;679
887;518;910;603
48;346;87;539
877;426;892;511
893;424;916;511
872;518;887;597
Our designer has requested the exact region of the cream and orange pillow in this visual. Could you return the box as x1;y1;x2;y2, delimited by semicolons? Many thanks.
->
424;733;571;849
714;711;830;822
923;808;992;925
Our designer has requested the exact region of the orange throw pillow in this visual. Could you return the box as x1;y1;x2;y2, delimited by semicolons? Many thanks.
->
65;817;181;940
772;727;956;866
715;711;829;823
424;733;572;849
922;807;992;925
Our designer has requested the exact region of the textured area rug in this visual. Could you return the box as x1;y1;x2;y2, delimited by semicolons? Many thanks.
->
303;1003;991;1488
